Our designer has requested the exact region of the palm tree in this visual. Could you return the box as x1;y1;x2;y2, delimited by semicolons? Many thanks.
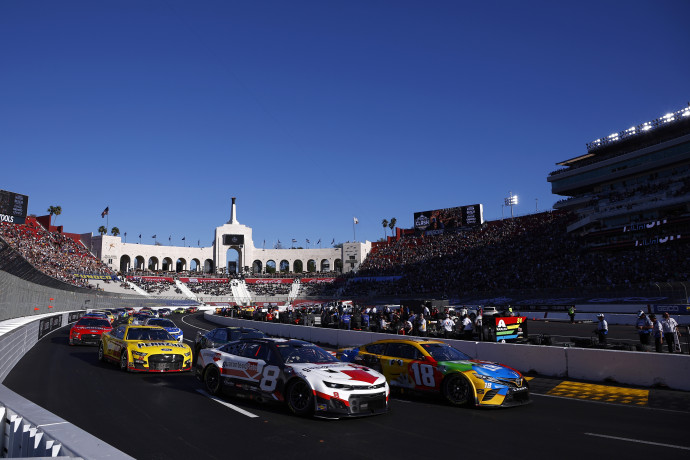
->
111;227;120;236
389;217;397;236
382;219;389;238
98;225;107;235
47;205;62;225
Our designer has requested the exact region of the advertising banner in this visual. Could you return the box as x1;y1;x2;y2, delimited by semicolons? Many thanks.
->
414;204;483;232
653;304;690;315
300;278;337;284
245;278;293;284
38;315;63;339
493;316;526;341
178;278;229;283
73;273;119;281
126;276;174;282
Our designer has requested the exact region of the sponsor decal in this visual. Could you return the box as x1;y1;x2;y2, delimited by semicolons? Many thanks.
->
136;342;186;348
0;213;14;223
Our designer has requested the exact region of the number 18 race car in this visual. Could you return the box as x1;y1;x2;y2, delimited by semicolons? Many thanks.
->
338;338;530;408
99;324;193;372
196;337;390;418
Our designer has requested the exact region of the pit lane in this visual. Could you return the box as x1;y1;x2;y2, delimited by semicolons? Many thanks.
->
3;313;689;460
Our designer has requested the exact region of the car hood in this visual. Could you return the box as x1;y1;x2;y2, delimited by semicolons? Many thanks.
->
290;362;385;385
438;360;520;379
131;341;190;353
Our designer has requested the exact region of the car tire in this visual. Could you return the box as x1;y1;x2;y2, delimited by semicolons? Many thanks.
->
97;343;105;362
204;365;222;395
119;350;129;372
442;373;472;406
286;379;314;416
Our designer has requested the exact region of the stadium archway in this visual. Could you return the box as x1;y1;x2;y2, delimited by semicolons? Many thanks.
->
252;260;263;274
135;256;145;270
320;259;330;272
162;257;173;271
176;258;186;272
280;260;290;273
148;257;159;271
266;260;276;274
204;259;214;273
191;259;200;272
120;255;131;273
226;248;240;274
307;259;316;272
293;260;303;272
334;258;342;272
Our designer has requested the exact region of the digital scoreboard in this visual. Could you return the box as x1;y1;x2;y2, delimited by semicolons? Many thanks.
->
0;189;29;225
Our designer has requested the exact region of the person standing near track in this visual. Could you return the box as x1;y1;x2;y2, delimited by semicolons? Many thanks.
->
636;311;652;349
441;314;454;339
650;314;663;353
568;305;576;324
661;312;680;353
596;313;608;346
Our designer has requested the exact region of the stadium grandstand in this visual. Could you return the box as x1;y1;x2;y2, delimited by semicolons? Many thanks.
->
0;105;689;315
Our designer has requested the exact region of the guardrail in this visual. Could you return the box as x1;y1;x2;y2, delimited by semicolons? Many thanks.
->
0;313;133;459
204;312;690;392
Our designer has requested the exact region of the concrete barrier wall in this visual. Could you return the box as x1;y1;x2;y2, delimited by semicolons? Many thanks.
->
205;313;690;391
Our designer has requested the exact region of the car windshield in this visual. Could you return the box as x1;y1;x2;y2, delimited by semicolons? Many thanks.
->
148;319;175;328
420;343;472;361
276;343;338;364
126;328;173;341
76;318;111;328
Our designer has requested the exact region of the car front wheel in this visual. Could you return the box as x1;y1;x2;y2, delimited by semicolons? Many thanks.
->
286;380;314;416
442;373;472;406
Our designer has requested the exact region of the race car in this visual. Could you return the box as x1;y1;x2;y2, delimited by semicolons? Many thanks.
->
338;338;530;408
196;338;389;418
91;310;115;324
128;312;153;325
173;307;187;314
144;317;184;342
69;317;113;346
98;324;193;373
194;326;267;359
187;306;199;313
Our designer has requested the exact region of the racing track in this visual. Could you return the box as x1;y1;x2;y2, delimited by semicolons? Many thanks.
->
4;313;689;460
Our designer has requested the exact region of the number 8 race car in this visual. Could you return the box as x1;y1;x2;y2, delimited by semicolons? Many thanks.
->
195;337;390;418
338;338;530;408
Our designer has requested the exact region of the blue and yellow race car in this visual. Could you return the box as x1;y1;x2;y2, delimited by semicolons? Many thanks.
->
339;338;530;407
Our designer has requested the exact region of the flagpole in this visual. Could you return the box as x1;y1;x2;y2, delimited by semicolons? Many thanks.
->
353;220;356;242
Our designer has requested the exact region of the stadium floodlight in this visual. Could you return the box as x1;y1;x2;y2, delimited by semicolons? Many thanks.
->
586;103;688;152
504;193;518;218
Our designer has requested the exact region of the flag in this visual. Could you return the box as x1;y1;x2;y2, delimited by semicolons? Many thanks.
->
306;239;310;243
292;238;297;243
169;235;171;241
152;235;157;238
278;239;281;244
101;206;109;218
182;236;185;241
138;234;141;239
353;217;359;224
317;239;321;244
331;238;335;245
197;239;200;246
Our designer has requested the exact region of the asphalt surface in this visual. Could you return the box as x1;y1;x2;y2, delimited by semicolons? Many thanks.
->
4;313;690;460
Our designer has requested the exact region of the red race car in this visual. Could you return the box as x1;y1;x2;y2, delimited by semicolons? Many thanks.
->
69;317;113;346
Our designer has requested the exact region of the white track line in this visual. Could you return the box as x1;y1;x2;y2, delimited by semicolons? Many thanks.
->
196;389;259;418
584;433;690;451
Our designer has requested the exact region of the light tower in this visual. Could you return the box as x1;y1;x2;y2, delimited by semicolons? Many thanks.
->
504;192;518;218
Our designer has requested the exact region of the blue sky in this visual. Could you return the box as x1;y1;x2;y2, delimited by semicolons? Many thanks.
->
1;1;689;249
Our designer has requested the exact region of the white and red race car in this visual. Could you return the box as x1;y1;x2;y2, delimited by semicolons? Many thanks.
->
195;337;389;418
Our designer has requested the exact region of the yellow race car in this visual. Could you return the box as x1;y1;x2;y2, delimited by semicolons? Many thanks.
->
338;338;530;408
98;324;192;373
